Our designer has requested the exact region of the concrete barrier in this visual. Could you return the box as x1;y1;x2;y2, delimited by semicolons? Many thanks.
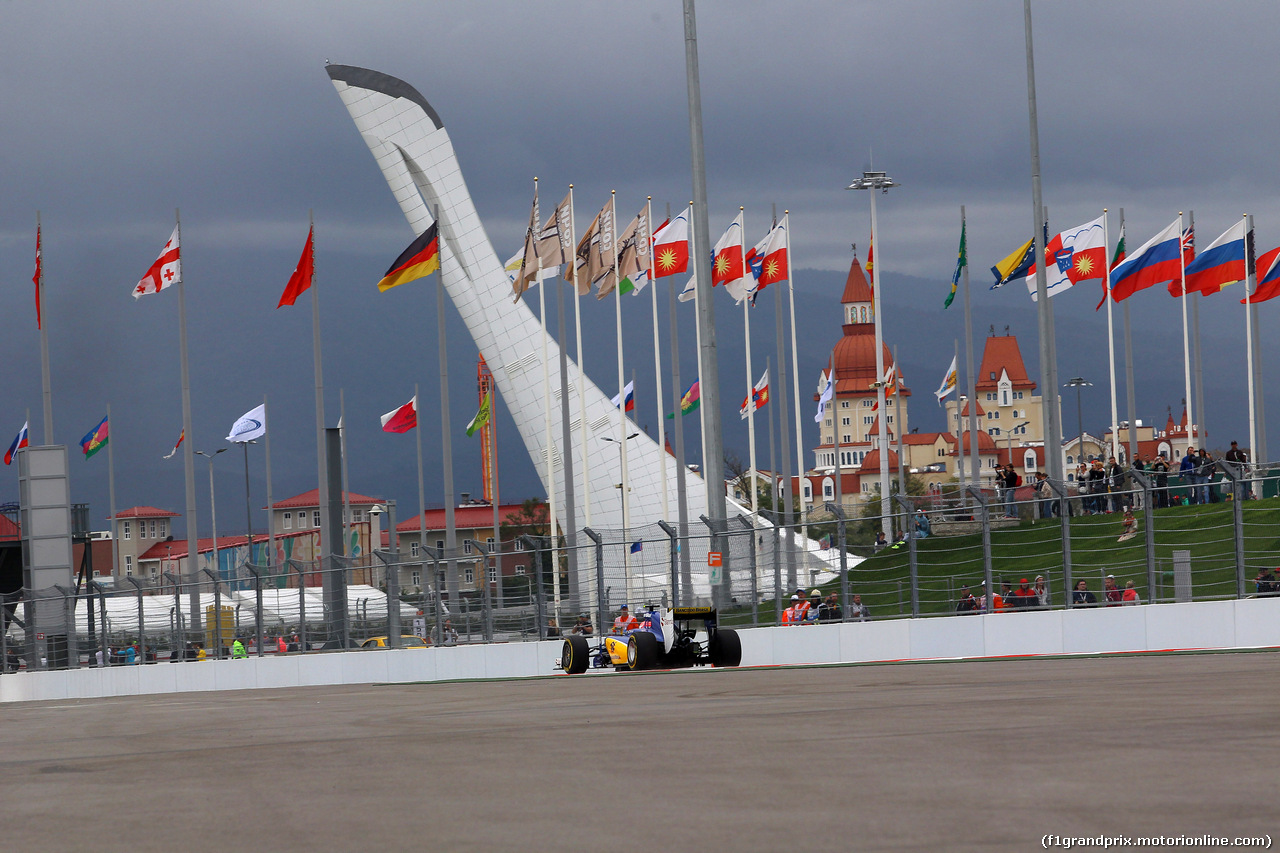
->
2;597;1277;703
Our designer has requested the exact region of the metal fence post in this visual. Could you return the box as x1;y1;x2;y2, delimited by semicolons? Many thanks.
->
583;528;605;638
162;573;180;659
125;577;146;662
524;535;546;638
1;592;8;672
1047;478;1074;607
736;516;759;627
822;503;849;621
1129;469;1157;602
656;520;679;611
966;486;994;611
1217;459;1246;598
375;552;401;648
894;495;919;617
466;540;493;642
202;568;223;658
54;585;76;669
290;560;307;653
243;565;264;656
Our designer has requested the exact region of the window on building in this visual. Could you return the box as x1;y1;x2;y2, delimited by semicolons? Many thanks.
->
312;510;321;527
160;521;167;538
410;542;420;558
1067;455;1074;465
823;478;834;499
989;371;997;380
411;570;421;586
842;434;851;444
464;540;473;555
1024;451;1037;470
435;539;444;553
122;521;130;540
992;427;1002;436
487;566;497;584
515;539;525;552
842;416;851;426
486;537;495;553
886;415;893;424
989;459;997;468
803;483;812;498
841;400;849;408
863;399;873;407
863;416;873;425
139;521;148;540
149;565;158;577
861;482;869;493
465;566;474;584
125;555;133;576
149;520;157;538
515;566;526;576
283;512;292;530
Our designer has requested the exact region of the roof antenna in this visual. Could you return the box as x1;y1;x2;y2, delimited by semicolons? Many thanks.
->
851;242;857;258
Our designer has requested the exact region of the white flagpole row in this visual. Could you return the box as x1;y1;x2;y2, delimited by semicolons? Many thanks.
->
611;191;632;604
1244;213;1258;483
691;204;709;511
1177;212;1194;442
648;197;669;524
534;179;560;620
1104;210;1119;461
569;186;592;529
786;213;808;551
742;209;758;526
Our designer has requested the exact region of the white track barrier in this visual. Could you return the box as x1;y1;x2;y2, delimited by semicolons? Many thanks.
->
3;597;1278;704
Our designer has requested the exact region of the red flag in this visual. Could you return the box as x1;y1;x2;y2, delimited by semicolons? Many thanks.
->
380;396;418;433
1247;246;1280;304
278;226;315;308
651;209;690;278
1166;226;1196;297
33;226;42;330
134;225;181;298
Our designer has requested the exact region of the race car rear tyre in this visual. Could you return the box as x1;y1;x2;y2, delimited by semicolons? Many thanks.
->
709;628;742;667
562;636;589;674
626;632;661;671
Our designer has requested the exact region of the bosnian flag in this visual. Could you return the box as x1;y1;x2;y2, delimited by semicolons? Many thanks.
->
652;208;690;278
1183;219;1247;297
380;396;418;433
5;421;29;466
712;212;750;303
134;225;181;298
1248;246;1280;304
746;219;789;290
1109;218;1182;302
1026;215;1107;302
611;381;635;413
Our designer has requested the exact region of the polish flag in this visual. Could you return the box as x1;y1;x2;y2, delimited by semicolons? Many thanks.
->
134;225;182;298
380;396;418;433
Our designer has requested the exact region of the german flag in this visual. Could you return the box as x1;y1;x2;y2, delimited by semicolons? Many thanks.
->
378;222;440;292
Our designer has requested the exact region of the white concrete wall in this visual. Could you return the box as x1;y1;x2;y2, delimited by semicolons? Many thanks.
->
3;598;1278;704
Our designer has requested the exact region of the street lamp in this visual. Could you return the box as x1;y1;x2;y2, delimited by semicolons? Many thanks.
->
1008;420;1031;468
1064;378;1093;475
600;432;640;605
195;448;227;582
847;169;899;541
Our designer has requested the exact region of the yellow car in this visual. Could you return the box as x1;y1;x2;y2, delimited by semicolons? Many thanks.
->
360;635;431;649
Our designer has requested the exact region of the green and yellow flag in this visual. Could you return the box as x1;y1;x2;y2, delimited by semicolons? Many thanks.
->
466;390;491;437
945;222;966;309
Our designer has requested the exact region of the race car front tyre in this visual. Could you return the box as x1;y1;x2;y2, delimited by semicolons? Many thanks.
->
626;632;661;671
562;636;589;674
709;628;742;667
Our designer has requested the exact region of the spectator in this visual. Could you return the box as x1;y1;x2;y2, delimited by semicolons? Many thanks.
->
1087;461;1107;514
997;582;1013;611
1104;575;1123;606
95;647;105;668
231;637;247;659
442;619;459;646
544;617;561;639
1199;449;1218;503
1071;580;1097;607
914;510;931;539
571;614;594;636
873;531;888;551
123;644;137;665
1180;447;1199;504
817;593;842;622
792;590;813;622
1119;509;1137;542
977;580;1002;612
1254;567;1277;596
5;647;19;673
612;604;638;633
196;644;207;662
805;589;823;622
1033;471;1056;519
849;594;870;622
783;594;802;625
276;635;287;654
287;632;300;653
1033;575;1050;608
1001;465;1019;518
1011;578;1037;609
1150;454;1171;508
955;585;980;614
1122;580;1141;605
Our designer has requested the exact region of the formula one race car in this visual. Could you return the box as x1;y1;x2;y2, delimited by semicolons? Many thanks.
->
560;606;741;674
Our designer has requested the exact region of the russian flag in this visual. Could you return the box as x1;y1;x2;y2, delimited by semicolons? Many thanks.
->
1110;218;1183;302
611;380;635;413
1247;246;1280;304
5;421;29;466
1183;219;1247;297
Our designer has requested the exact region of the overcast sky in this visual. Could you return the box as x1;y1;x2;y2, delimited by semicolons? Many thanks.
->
2;1;1277;536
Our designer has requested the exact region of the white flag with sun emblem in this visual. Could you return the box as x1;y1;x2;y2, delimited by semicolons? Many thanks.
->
1026;214;1107;302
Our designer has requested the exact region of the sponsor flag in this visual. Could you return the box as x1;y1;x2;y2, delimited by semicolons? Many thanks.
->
277;226;315;308
505;250;558;288
1248;246;1280;304
1110;218;1182;302
1183;219;1247;297
133;225;181;298
712;212;750;303
163;429;184;459
5;421;29;465
380;396;418;433
740;369;770;419
80;415;109;460
746;220;789;290
227;404;267;443
616;206;652;296
573;202;617;297
652;207;690;278
515;192;571;297
934;355;958;404
466;390;491;438
666;379;701;419
1098;224;1126;310
611;381;635;413
33;226;43;329
377;222;440;292
814;370;834;423
990;238;1035;290
1027;215;1108;302
945;222;966;309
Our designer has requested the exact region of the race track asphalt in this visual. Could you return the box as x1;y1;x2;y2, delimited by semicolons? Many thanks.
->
3;651;1277;852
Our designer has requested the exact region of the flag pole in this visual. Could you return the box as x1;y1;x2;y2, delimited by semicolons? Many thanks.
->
868;193;890;540
962;205;980;491
786;211;807;569
556;198;579;614
611;190;632;603
435;205;459;610
691;202;709;497
36;213;53;445
1190;210;1207;446
414;382;433;642
1244;213;1258;481
1177;212;1194;444
340;390;352;559
1103;210;1119;461
772;209;796;595
308;209;330;597
742;208;759;525
666;202;693;603
175;208;201;634
1119;209;1138;468
648;197;669;523
106;403;119;588
534;179;559;620
264;394;276;579
569;185;591;528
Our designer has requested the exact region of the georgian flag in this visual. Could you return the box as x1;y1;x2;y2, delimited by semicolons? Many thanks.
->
134;225;181;298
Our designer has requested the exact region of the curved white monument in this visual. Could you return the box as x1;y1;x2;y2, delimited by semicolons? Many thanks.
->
326;64;706;537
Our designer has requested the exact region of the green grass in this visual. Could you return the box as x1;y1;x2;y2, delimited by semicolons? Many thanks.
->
724;496;1280;625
